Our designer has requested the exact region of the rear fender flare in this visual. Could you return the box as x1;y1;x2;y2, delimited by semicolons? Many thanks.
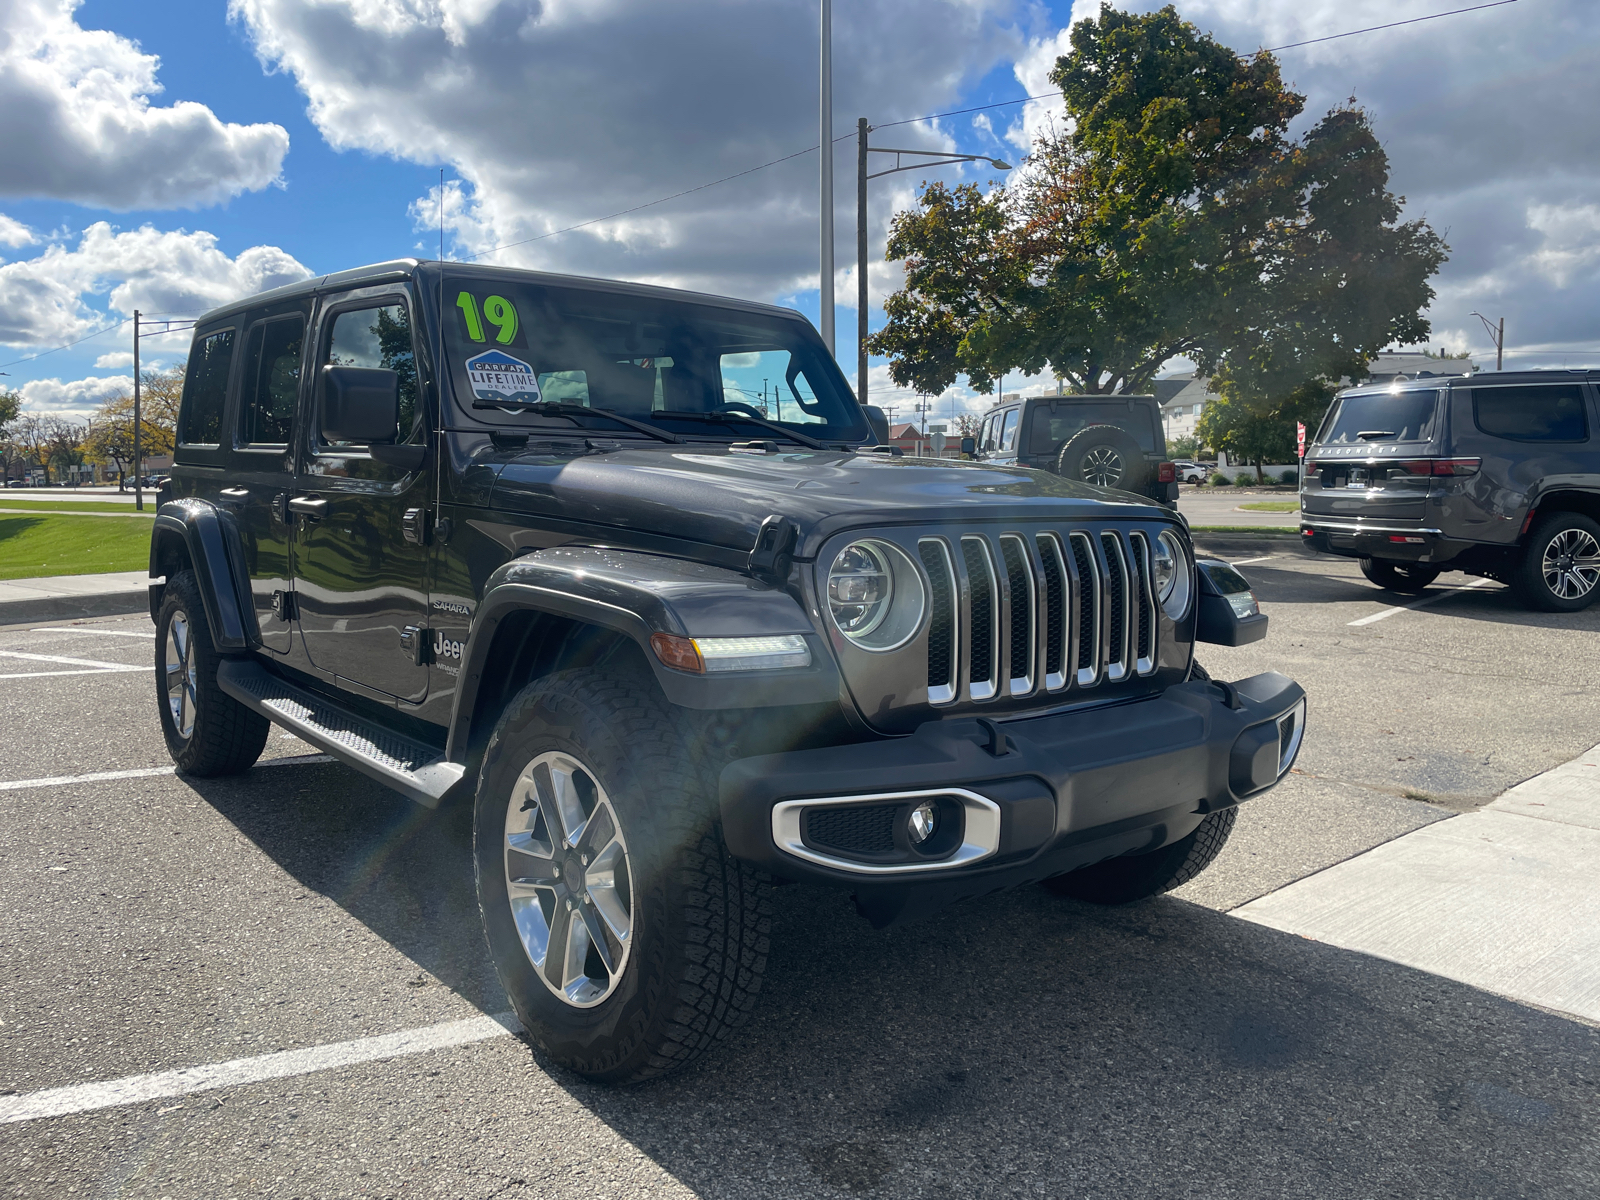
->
149;499;258;651
445;546;839;762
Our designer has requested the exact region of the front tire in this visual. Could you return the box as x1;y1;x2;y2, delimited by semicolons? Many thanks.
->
1511;513;1600;612
1359;557;1440;594
1043;808;1238;904
154;570;269;776
474;667;770;1083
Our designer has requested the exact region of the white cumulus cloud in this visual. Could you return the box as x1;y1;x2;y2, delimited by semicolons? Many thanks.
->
0;0;290;209
0;222;313;348
0;212;36;248
18;373;131;417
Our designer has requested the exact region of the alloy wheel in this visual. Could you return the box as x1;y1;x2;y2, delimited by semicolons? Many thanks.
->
503;751;634;1008
1542;527;1600;600
1080;446;1124;487
164;613;198;740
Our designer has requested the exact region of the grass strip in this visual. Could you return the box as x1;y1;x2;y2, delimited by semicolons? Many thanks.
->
1189;525;1299;535
1236;501;1299;512
0;499;151;514
0;514;151;580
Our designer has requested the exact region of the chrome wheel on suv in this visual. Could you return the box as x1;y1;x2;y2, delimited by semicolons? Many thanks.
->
164;613;198;741
1080;445;1124;487
502;751;634;1008
1513;513;1600;612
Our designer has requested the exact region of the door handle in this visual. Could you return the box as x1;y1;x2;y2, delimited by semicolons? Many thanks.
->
220;487;250;499
287;496;328;519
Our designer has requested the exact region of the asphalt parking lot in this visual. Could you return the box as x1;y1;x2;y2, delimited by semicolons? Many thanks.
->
3;548;1599;1198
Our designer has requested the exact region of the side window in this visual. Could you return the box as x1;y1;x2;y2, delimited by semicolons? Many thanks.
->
321;302;418;446
178;329;235;446
999;408;1020;452
238;317;304;447
1473;385;1588;442
978;414;996;451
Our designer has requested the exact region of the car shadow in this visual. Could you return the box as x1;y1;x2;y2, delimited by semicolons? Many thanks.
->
184;762;1599;1199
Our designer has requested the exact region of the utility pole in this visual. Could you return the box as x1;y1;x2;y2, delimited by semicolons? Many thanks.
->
818;0;834;355
857;117;869;407
133;309;142;512
1471;312;1505;370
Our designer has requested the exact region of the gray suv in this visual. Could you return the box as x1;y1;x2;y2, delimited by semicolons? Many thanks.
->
975;395;1179;506
1301;370;1600;610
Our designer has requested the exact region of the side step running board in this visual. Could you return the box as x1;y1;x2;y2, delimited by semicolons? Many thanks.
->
217;658;465;809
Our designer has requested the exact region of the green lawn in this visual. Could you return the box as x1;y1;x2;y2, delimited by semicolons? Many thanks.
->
0;514;151;580
0;499;153;514
1237;500;1299;512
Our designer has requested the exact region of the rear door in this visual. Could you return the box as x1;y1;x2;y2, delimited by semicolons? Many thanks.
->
1302;387;1445;522
291;288;433;702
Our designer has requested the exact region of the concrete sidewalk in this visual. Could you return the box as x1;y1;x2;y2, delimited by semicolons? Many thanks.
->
0;572;153;626
1235;742;1600;1024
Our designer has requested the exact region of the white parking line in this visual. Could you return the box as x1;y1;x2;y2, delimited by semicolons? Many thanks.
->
0;754;334;792
1231;555;1274;566
1347;578;1493;626
0;1012;520;1125
0;649;145;671
32;627;156;640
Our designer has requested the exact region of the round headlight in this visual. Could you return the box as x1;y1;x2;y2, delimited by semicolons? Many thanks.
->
1155;529;1191;619
826;540;925;651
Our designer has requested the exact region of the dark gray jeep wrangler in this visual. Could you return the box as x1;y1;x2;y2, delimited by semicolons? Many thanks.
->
149;259;1305;1082
1302;370;1600;610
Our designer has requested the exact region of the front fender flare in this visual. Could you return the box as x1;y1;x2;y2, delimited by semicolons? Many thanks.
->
149;499;258;651
446;546;840;761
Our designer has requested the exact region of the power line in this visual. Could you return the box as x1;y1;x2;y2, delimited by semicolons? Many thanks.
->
1262;0;1518;52
0;313;202;374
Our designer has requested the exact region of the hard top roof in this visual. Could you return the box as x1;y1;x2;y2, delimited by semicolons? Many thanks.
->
1339;368;1600;395
193;259;806;328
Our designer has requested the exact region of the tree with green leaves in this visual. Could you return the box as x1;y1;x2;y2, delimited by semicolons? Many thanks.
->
869;4;1445;418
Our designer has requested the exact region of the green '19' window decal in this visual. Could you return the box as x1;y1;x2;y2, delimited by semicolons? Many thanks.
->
455;292;520;344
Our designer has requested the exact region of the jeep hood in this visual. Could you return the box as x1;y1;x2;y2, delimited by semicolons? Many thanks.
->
484;445;1174;562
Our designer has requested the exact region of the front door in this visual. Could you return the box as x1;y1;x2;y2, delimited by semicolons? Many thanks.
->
227;305;309;653
291;289;432;702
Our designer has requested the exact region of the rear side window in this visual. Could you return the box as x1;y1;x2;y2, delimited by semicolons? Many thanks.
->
179;329;236;446
1029;402;1158;453
999;409;1019;451
979;413;998;451
1318;389;1440;445
1473;384;1588;442
238;317;304;447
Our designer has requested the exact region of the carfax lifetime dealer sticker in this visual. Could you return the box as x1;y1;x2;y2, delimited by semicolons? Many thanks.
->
466;349;541;405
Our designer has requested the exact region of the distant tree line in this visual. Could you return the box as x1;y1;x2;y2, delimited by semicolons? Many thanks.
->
0;364;183;486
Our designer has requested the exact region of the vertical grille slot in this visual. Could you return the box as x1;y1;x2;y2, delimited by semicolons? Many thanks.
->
1129;532;1157;674
1036;534;1067;691
1101;533;1130;682
999;535;1034;696
1069;533;1100;686
919;539;958;705
961;536;998;700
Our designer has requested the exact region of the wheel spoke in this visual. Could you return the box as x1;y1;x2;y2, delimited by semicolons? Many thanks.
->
579;901;618;976
508;892;552;970
544;761;590;847
180;682;197;736
505;844;560;892
575;805;616;860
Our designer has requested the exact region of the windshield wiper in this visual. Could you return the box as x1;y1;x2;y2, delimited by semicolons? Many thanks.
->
1355;430;1397;441
651;409;836;451
484;399;681;444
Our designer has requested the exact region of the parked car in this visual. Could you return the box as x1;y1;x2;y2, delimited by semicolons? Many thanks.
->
973;395;1179;506
3;479;25;488
1302;369;1600;610
150;259;1304;1083
1172;460;1209;484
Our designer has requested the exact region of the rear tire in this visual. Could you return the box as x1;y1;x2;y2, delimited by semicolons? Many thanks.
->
1359;557;1440;594
473;666;770;1084
1056;425;1151;492
1044;808;1238;905
154;570;269;776
1511;513;1600;612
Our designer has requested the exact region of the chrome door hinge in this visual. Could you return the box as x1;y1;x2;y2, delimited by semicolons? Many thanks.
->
270;590;298;621
402;508;432;545
400;625;432;666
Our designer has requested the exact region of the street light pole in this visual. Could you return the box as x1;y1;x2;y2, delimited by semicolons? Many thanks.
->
1471;312;1505;370
853;126;1010;409
133;309;142;512
818;0;834;355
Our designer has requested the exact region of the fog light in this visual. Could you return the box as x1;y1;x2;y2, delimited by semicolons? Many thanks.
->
908;801;937;844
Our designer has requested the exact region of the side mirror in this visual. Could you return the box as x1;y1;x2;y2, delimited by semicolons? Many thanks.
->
1194;560;1269;646
322;366;400;444
960;436;977;457
862;404;890;446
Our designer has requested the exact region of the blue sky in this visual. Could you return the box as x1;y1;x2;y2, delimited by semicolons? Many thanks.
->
3;0;1596;423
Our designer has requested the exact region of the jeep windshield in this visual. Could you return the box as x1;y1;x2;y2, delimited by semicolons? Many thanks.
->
1316;388;1442;445
443;277;868;444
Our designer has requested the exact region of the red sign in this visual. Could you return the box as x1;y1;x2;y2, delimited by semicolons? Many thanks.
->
1296;421;1306;458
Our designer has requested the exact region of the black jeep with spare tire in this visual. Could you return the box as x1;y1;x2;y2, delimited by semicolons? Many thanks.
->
973;393;1179;506
1301;370;1600;610
148;259;1304;1083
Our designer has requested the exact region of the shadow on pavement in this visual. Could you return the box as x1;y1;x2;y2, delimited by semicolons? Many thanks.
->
192;764;1600;1198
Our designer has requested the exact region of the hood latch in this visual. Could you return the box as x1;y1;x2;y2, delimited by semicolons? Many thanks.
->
749;515;799;585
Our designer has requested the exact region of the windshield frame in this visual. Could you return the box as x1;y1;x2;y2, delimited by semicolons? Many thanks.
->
431;267;870;445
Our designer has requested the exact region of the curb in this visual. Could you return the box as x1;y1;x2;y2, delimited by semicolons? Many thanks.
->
0;590;150;628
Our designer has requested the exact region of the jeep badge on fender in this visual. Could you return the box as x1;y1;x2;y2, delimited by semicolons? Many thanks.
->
148;259;1305;1085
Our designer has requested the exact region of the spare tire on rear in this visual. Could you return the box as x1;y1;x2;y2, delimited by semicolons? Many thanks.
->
1056;425;1150;492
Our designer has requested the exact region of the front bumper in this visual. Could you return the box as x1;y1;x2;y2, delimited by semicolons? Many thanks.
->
720;671;1305;920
